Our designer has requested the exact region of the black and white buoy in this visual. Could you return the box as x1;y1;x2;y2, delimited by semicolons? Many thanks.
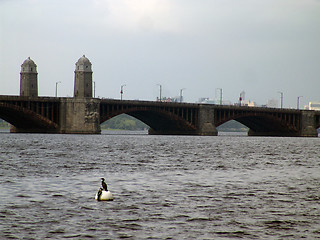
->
95;178;114;201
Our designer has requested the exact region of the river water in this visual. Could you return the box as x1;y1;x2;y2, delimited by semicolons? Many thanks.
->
0;131;319;239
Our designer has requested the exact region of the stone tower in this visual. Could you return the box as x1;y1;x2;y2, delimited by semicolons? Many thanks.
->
74;55;92;98
20;57;38;97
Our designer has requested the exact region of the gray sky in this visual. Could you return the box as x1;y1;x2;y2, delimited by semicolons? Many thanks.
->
1;0;320;108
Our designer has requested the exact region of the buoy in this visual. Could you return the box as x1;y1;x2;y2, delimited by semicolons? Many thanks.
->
95;177;114;201
95;188;114;201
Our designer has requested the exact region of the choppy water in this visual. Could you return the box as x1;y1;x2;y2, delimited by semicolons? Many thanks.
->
0;131;319;239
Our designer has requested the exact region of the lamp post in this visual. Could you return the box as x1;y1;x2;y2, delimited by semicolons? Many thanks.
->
157;84;162;102
278;91;283;109
239;91;245;106
180;88;186;103
120;84;126;100
55;81;61;97
297;96;303;110
216;88;222;105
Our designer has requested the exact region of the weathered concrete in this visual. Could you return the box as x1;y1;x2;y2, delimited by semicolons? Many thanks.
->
300;110;318;137
197;105;217;136
59;98;100;134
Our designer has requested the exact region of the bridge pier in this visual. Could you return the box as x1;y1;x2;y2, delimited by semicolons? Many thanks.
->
300;111;318;137
197;105;217;136
147;104;217;136
247;110;318;137
59;98;101;134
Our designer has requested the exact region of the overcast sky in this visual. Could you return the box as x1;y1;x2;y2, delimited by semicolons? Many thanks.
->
1;0;319;108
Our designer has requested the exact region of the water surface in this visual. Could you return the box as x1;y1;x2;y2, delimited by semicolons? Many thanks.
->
0;132;319;239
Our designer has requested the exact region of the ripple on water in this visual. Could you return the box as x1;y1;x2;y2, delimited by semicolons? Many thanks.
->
0;134;320;239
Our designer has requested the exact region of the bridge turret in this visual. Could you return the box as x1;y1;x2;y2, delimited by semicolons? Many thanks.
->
74;55;93;98
20;57;38;97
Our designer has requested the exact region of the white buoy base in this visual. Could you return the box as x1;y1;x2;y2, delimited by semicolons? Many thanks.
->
95;190;114;201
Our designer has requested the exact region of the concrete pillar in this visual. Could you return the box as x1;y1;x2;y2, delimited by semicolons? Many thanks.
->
59;98;101;134
300;110;318;137
197;105;217;136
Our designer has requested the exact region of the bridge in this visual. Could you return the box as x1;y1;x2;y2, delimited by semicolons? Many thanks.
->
1;55;319;137
1;95;319;137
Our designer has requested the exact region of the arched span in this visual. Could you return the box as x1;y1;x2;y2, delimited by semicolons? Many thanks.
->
215;110;300;137
100;107;197;135
0;102;58;131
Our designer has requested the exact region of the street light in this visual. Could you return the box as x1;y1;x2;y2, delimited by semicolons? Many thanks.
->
239;91;245;106
157;84;162;102
278;91;283;109
120;84;126;100
55;81;61;97
180;88;186;103
297;96;303;109
216;88;222;105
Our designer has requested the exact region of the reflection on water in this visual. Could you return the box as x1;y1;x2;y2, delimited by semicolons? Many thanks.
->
0;131;319;239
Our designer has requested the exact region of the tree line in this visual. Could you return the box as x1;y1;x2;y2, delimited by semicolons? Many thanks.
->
101;114;148;130
0;119;9;128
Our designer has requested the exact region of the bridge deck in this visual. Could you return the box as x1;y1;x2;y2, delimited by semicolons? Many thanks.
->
0;95;319;136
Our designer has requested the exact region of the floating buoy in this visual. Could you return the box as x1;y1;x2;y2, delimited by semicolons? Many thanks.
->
95;188;114;201
95;178;114;201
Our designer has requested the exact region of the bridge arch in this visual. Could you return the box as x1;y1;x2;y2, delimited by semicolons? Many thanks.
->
0;102;58;132
216;120;248;133
100;105;198;135
215;109;300;137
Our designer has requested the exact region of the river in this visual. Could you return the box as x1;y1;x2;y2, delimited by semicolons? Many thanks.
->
0;131;319;239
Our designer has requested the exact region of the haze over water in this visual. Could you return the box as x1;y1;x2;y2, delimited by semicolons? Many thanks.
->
0;131;319;239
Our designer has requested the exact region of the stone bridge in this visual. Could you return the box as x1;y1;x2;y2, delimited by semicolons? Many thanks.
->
1;55;319;137
0;95;319;137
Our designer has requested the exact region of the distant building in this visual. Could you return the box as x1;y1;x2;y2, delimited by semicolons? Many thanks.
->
197;97;232;105
197;98;218;104
266;99;278;108
305;102;320;110
241;100;256;107
156;97;179;102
